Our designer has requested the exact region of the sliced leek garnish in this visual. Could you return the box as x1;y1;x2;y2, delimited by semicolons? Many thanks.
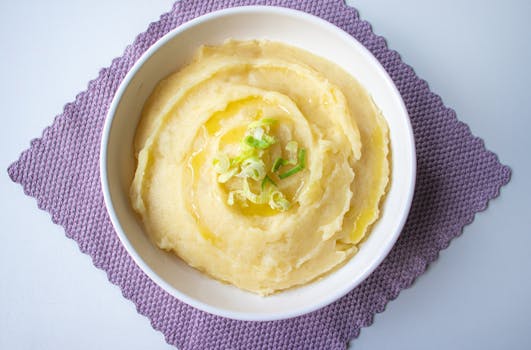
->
213;118;306;212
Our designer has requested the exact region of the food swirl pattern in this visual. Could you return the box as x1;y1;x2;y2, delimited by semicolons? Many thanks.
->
130;40;389;295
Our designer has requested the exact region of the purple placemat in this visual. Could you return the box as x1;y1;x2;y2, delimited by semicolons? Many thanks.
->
7;0;511;349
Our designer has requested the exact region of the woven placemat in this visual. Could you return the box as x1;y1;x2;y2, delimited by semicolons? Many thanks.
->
7;0;511;349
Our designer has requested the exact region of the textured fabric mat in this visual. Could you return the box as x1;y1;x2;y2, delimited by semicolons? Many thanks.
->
7;0;511;349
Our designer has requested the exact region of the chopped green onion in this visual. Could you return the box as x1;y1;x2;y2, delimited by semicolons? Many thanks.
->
227;190;246;206
262;133;276;145
261;175;277;190
285;141;298;165
217;167;238;183
279;165;303;179
244;135;275;149
231;179;289;212
238;157;266;181
272;157;287;172
245;119;277;149
242;179;268;204
213;154;230;174
298;148;307;168
231;147;257;165
214;118;305;212
252;126;265;140
269;190;290;211
213;154;238;183
279;148;306;179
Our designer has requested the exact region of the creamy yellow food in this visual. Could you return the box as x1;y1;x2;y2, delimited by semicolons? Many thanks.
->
130;40;389;295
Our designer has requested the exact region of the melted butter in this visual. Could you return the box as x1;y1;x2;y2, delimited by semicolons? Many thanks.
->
188;148;206;178
186;139;218;244
205;112;225;135
348;127;386;244
205;97;257;135
237;202;279;217
196;223;217;243
219;126;247;147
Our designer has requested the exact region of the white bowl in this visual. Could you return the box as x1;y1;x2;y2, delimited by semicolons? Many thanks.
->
100;6;416;321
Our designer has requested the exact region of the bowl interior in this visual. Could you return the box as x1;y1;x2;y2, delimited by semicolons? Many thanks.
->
101;6;415;321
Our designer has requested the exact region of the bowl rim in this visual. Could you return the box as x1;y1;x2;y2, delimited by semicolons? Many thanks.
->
100;5;416;321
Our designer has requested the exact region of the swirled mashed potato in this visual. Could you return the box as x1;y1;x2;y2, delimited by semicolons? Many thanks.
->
130;40;389;295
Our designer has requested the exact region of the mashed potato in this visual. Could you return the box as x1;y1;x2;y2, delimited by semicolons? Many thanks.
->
130;40;389;295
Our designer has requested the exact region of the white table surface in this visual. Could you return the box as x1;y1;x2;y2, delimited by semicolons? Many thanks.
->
1;0;530;349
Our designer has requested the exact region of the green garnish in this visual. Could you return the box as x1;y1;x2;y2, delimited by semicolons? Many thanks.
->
231;147;258;166
239;156;266;181
262;133;276;145
227;178;289;212
244;135;275;149
217;167;238;183
298;148;307;168
285;141;298;165
279;148;306;179
242;178;268;204
213;154;238;183
272;157;287;172
227;190;246;206
213;153;230;173
269;190;291;211
214;117;306;212
261;174;277;190
279;165;303;179
271;142;300;174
